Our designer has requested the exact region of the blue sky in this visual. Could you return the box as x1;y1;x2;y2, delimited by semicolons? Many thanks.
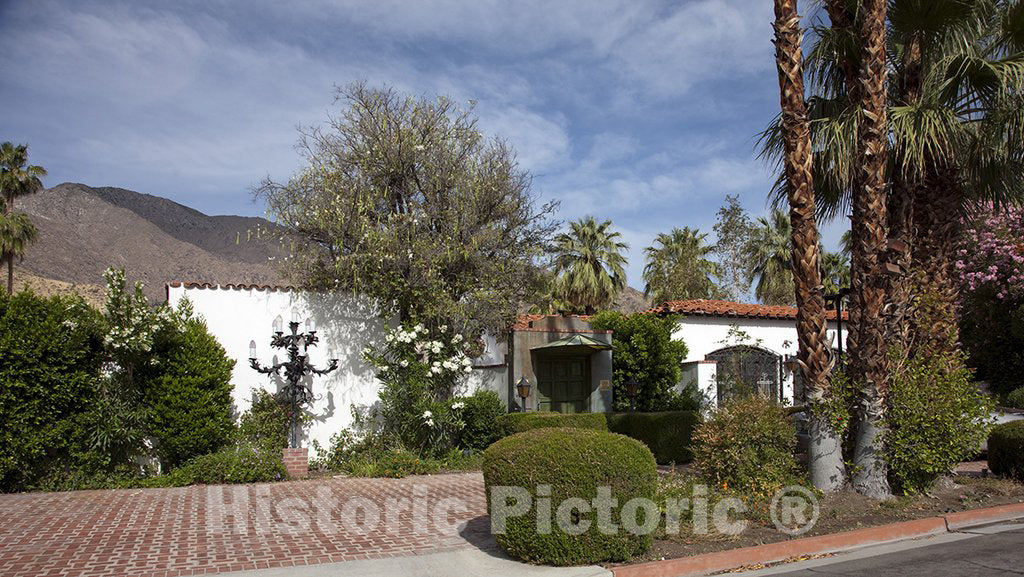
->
0;0;845;291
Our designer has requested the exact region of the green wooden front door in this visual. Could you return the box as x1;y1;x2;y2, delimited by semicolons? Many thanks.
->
536;356;591;413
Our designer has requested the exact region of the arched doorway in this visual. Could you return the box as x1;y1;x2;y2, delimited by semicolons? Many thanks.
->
705;345;781;404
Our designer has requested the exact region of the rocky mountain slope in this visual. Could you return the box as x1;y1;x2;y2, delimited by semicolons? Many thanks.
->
16;183;283;302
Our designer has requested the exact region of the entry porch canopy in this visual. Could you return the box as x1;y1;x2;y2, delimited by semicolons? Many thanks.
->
530;334;613;354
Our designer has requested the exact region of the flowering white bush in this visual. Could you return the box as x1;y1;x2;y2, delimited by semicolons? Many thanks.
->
362;323;477;455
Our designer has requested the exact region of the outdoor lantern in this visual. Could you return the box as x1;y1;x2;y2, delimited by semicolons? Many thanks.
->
516;376;532;411
625;378;640;412
250;312;339;449
783;355;799;375
306;317;315;333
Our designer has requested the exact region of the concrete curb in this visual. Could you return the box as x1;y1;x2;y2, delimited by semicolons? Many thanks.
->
612;502;1024;577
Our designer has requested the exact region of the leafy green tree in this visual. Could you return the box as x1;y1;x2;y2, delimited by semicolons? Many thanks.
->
146;318;236;468
712;195;755;301
256;83;557;338
590;311;691;412
643;227;722;305
0;291;105;491
746;208;795;306
552;216;628;315
0;142;46;294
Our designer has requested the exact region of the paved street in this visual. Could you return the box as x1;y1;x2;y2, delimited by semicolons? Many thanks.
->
0;473;487;577
735;522;1024;577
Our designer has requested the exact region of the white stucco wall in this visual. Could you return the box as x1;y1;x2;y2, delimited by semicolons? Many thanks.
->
672;315;844;406
166;284;395;453
165;284;511;455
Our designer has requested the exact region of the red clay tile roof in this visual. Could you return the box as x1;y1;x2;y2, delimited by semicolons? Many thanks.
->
646;299;848;321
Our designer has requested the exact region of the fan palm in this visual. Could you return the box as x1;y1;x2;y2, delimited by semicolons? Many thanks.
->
0;142;46;293
746;208;796;306
0;212;38;291
762;0;1024;497
821;250;851;295
763;1;1024;342
642;227;722;304
551;216;628;315
772;0;846;492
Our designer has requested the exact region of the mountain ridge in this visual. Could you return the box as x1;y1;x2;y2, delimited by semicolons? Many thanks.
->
17;182;284;302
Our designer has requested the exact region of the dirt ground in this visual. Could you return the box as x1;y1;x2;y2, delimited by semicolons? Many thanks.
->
628;467;1024;565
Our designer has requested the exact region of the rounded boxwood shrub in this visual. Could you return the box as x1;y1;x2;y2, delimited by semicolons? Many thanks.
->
1006;387;1024;410
606;411;699;464
495;411;608;438
482;427;657;566
988;420;1024;480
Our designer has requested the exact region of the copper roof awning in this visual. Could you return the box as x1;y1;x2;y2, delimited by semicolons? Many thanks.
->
531;334;614;353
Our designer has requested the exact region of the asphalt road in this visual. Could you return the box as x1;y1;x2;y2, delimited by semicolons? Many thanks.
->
738;522;1024;576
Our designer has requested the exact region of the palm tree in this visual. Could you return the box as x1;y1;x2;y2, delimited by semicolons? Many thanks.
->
820;251;851;295
551;216;628;315
642;227;721;304
763;0;1024;497
766;1;1024;352
746;208;795;306
844;0;896;499
772;0;846;492
0;213;38;291
0;142;46;293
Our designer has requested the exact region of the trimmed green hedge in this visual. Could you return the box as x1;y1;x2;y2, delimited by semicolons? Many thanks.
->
989;420;1024;481
607;411;699;465
495;410;700;465
495;412;609;437
483;427;657;565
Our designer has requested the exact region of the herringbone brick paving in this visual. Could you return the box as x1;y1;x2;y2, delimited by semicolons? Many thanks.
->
0;472;489;577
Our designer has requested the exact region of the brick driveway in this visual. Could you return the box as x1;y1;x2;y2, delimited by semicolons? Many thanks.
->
0;472;489;577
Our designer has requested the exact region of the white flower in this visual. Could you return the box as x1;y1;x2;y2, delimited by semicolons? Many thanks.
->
425;418;434;427
431;366;442;374
451;401;465;410
422;410;433;419
440;324;448;332
452;334;463;343
386;333;395;342
399;359;409;367
464;365;473;373
414;324;425;333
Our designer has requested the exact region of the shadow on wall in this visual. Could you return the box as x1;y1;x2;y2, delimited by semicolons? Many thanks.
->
302;293;394;444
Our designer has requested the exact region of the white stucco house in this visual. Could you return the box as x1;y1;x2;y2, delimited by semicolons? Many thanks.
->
164;282;613;452
646;299;847;407
166;281;847;452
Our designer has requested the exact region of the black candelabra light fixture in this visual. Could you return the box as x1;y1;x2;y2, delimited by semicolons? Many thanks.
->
249;310;339;449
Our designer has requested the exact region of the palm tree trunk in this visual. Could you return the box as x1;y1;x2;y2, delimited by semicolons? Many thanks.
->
909;164;962;354
773;0;846;492
850;0;892;500
6;254;12;295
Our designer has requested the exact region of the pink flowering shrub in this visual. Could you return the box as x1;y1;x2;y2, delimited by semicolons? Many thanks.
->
958;204;1024;397
957;205;1024;302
